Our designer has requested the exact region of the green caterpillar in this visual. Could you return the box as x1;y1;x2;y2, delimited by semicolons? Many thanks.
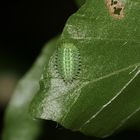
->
55;43;81;83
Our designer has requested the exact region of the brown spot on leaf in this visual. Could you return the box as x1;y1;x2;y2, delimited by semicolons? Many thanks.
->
105;0;125;19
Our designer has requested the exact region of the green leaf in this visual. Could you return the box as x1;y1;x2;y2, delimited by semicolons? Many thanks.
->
2;37;58;140
30;0;140;138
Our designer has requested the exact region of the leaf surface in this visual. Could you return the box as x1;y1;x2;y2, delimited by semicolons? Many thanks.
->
30;0;140;138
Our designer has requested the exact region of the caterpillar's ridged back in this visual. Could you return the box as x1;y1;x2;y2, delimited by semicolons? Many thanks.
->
55;43;81;83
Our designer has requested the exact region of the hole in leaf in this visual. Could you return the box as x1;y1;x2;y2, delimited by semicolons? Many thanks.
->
111;0;118;5
114;7;122;15
105;0;124;19
114;1;118;4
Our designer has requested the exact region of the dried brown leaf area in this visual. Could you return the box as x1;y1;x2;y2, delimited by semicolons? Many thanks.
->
105;0;125;19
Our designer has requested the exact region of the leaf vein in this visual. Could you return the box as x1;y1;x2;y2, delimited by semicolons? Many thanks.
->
47;64;140;104
79;68;140;129
60;63;140;124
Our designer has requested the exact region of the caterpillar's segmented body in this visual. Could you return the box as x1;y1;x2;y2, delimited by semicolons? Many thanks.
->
55;43;81;83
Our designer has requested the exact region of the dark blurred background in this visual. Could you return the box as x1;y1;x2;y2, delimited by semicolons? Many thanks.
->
0;0;140;140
